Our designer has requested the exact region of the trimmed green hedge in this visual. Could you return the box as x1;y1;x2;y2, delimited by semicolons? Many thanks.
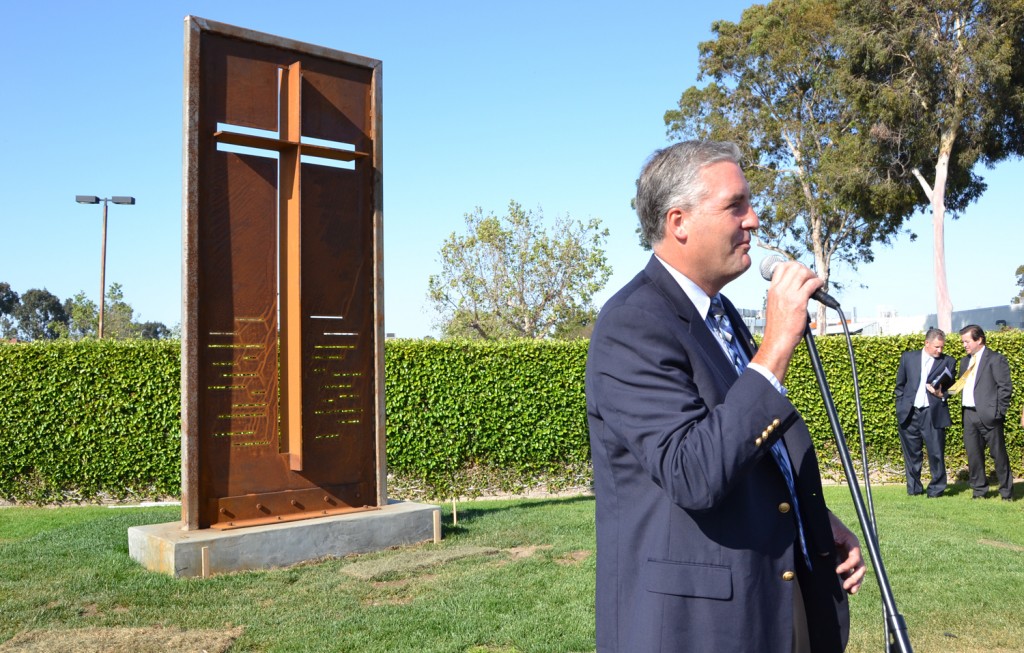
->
1;335;1022;502
789;332;1024;480
0;340;181;502
385;339;591;497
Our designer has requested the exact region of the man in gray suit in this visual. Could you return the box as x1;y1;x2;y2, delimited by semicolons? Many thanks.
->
955;325;1014;501
894;328;956;497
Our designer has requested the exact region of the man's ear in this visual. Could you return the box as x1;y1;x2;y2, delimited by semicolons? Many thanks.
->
666;207;688;242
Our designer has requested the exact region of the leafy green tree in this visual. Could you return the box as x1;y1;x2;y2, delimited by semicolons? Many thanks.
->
63;291;99;339
0;282;17;315
2;282;170;341
0;282;19;340
101;283;138;340
13;288;68;340
666;0;918;332
838;0;1024;330
428;200;611;340
138;321;172;340
1013;265;1024;305
0;316;14;341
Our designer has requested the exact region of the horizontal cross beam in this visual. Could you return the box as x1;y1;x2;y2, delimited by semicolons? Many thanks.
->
213;130;369;162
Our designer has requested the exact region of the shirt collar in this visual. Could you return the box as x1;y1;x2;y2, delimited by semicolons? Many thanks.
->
654;255;713;320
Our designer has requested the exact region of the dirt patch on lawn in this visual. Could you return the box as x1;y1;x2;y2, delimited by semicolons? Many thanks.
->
506;544;553;559
341;545;500;581
556;549;591;565
979;538;1024;553
0;626;244;653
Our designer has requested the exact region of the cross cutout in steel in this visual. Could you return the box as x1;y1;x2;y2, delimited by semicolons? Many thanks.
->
213;61;368;472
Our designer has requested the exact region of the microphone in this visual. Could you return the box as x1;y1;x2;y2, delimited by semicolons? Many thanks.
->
759;254;840;309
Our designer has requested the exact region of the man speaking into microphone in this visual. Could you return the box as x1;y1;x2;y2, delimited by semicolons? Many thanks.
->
586;140;865;653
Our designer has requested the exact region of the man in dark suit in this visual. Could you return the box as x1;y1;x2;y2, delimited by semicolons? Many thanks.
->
586;141;864;653
955;325;1014;501
893;328;956;497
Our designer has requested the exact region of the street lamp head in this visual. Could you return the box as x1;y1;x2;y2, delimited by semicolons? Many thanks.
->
111;196;136;205
76;195;101;204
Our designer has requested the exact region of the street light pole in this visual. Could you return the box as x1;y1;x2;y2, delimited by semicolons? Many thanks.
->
75;195;136;339
99;200;109;339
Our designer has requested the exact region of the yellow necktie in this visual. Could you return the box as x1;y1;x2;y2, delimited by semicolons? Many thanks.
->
949;356;977;395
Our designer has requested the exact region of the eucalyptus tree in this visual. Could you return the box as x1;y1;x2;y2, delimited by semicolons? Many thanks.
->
1013;265;1024;305
428;200;611;340
0;282;18;339
13;288;69;341
666;0;918;332
839;0;1024;330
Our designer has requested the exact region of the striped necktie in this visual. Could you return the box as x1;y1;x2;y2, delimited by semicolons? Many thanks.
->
949;355;977;395
708;295;812;568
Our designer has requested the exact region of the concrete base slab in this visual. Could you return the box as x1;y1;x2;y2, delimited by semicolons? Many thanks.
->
128;500;440;578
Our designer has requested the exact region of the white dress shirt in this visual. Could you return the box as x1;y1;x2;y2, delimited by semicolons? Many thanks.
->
914;349;934;408
962;346;985;408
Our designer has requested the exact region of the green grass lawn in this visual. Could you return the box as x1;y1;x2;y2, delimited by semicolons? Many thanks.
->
830;483;1024;653
1;485;1022;652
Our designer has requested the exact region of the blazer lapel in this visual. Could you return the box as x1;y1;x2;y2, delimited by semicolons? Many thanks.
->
975;351;991;386
910;352;923;387
643;257;737;386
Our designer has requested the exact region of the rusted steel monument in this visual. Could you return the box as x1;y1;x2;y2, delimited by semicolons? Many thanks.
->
129;17;437;576
180;16;384;531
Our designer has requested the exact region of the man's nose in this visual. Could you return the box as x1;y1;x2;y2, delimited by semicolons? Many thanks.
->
744;207;760;229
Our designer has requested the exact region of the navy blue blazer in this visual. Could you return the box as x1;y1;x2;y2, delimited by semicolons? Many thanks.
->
586;257;848;652
894;349;955;429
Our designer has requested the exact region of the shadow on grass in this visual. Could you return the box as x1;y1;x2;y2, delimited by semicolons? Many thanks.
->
939;479;1023;500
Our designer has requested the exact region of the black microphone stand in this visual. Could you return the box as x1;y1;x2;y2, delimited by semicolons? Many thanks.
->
802;312;913;653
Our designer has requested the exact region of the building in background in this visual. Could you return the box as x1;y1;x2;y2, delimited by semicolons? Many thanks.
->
739;303;1024;336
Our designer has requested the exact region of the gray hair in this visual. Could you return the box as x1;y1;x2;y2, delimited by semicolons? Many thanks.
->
924;327;945;343
635;140;741;248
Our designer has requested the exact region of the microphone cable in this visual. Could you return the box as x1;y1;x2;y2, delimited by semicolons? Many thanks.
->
836;306;880;545
761;254;912;651
803;304;912;653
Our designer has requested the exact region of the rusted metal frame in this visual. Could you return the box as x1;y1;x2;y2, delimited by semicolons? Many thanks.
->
212;505;377;530
183;15;385;529
181;16;203;530
211;485;376;530
370;61;387;508
187;16;381;72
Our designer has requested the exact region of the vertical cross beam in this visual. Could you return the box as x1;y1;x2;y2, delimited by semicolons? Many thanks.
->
279;61;304;471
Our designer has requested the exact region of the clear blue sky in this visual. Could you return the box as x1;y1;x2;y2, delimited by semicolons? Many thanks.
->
2;1;1021;337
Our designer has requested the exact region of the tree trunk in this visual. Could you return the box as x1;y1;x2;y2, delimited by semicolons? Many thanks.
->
808;208;830;336
813;248;829;336
931;133;954;333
